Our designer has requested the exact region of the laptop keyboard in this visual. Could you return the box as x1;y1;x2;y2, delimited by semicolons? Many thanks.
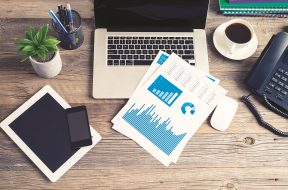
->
107;36;195;66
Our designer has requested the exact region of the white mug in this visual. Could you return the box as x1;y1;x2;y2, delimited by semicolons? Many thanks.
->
222;19;256;54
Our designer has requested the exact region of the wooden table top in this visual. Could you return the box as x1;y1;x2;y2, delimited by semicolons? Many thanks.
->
1;0;288;189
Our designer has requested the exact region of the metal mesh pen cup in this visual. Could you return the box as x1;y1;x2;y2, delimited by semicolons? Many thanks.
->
51;10;84;50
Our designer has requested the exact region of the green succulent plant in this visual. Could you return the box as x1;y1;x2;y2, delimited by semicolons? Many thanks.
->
16;24;60;62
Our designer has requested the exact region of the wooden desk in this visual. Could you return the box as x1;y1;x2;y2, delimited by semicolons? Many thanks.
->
1;0;288;189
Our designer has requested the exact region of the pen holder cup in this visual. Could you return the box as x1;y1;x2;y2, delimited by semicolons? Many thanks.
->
51;10;84;50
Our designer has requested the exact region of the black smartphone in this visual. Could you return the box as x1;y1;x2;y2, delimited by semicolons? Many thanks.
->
65;106;92;149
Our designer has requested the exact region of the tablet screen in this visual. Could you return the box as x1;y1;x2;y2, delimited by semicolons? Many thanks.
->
10;93;77;172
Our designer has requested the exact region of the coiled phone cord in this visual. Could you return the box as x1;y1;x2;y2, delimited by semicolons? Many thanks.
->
241;92;288;137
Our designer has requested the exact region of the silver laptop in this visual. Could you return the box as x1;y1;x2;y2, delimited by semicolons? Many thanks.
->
93;0;210;99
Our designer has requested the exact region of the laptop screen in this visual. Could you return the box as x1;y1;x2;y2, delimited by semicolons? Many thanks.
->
94;0;209;32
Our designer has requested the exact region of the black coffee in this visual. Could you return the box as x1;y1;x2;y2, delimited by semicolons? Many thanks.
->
225;23;252;44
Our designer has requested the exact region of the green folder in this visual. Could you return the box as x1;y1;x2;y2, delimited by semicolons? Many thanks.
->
219;0;288;11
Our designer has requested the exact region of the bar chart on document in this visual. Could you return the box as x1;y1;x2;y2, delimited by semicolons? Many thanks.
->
122;75;186;155
122;103;186;155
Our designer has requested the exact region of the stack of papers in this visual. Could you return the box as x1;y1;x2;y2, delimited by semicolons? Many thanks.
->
112;51;227;166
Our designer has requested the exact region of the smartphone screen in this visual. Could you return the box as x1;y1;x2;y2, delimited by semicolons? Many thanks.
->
66;106;92;149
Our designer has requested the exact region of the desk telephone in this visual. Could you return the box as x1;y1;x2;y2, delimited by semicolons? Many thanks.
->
242;32;288;136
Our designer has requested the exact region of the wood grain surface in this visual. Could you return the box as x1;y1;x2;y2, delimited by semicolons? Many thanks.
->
1;0;288;189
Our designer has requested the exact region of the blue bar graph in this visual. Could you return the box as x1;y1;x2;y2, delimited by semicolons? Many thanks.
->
148;75;182;107
123;103;186;155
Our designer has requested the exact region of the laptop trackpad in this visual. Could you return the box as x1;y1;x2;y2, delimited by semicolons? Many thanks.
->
93;68;147;99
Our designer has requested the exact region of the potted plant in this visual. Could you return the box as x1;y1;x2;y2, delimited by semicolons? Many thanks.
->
16;25;62;78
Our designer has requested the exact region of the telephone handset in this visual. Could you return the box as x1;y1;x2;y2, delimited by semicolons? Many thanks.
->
242;32;288;136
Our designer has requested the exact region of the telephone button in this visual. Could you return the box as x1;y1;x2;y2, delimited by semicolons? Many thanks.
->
281;90;288;96
278;68;284;73
275;86;281;92
264;88;272;94
272;77;278;83
276;94;284;101
268;82;275;88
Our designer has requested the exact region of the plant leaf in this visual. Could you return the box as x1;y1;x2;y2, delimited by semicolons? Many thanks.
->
36;49;46;61
36;25;48;44
16;38;32;47
25;27;35;41
45;46;58;52
44;38;60;46
20;45;35;54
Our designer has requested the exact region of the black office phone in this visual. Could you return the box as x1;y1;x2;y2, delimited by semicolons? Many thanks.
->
242;32;288;136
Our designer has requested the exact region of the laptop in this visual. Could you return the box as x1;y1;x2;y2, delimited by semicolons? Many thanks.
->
93;0;210;99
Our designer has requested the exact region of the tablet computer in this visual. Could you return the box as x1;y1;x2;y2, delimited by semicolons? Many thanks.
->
0;85;101;182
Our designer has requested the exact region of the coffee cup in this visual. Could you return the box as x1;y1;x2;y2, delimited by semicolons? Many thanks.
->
222;19;256;54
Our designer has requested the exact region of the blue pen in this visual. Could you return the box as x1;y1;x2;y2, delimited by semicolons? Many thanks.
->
49;10;76;47
66;3;74;32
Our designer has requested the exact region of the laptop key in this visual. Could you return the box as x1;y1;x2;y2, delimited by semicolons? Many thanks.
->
132;40;137;44
129;45;134;49
121;55;126;59
108;55;120;59
135;45;140;49
182;55;194;60
120;60;125;65
144;40;149;44
118;50;124;54
137;50;141;54
185;40;193;44
147;45;152;49
114;60;119;65
134;60;151;65
159;45;164;49
108;50;117;54
148;50;153;54
140;55;145;59
108;60;113;65
108;45;116;49
143;50;148;54
134;55;139;59
153;45;158;49
117;45;122;49
124;50;129;54
114;40;119;44
123;45;128;49
128;55;132;59
146;55;151;59
141;45;146;49
108;40;113;44
184;50;193;54
126;60;133;65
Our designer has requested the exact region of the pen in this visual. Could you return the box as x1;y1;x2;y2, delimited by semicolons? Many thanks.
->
66;3;74;32
57;0;65;25
49;9;76;47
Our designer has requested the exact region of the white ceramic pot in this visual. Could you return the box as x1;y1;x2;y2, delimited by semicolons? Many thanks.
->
29;51;62;78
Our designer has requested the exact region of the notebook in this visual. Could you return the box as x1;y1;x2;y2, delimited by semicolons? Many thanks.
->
229;0;288;2
0;85;102;182
219;0;288;11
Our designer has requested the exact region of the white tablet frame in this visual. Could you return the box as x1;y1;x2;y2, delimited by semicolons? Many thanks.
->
0;85;101;182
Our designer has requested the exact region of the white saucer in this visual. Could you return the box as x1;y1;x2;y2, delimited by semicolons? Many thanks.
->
213;23;258;60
